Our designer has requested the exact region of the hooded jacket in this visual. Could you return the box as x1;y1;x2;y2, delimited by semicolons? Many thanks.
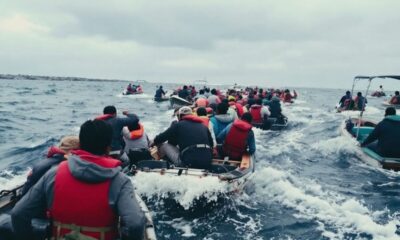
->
362;115;400;157
210;114;235;140
21;146;66;196
12;150;146;240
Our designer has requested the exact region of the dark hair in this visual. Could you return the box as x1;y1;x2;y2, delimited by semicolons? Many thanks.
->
196;107;208;116
211;89;217;95
346;91;350;95
183;85;188;89
256;98;262;105
79;120;113;155
217;102;229;114
103;106;117;115
385;107;396;116
357;92;362;97
395;91;399;95
199;89;205;94
241;112;253;123
128;121;140;131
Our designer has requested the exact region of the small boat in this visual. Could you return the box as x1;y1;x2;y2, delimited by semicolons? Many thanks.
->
382;101;400;109
252;116;288;131
169;95;192;108
0;185;157;240
371;91;386;97
133;153;255;194
340;117;400;171
154;96;170;102
123;89;144;95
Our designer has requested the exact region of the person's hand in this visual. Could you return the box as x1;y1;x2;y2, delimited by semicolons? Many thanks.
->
149;140;155;147
122;110;128;115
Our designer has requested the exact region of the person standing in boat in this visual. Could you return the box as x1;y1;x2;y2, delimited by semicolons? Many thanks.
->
151;106;214;169
21;136;80;196
361;107;400;158
96;106;139;159
217;112;256;160
12;119;146;240
154;85;166;101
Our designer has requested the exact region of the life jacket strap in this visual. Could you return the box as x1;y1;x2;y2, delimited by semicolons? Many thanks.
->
53;221;113;240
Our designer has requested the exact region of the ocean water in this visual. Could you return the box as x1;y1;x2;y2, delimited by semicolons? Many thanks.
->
1;77;400;240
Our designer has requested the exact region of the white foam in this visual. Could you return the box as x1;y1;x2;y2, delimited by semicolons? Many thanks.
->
0;170;29;191
132;172;228;210
311;136;359;156
253;167;400;240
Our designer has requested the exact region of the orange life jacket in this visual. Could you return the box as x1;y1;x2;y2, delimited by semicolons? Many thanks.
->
130;123;144;139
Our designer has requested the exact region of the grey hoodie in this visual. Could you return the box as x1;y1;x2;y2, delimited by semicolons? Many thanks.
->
12;153;146;240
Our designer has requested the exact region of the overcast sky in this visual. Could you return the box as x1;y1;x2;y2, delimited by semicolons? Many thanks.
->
1;1;399;89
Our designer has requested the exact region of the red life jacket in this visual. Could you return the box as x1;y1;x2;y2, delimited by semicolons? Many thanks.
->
198;116;210;127
284;93;292;102
95;114;114;121
250;105;262;123
223;120;252;159
50;150;121;240
182;115;203;123
235;103;244;117
130;123;144;139
196;98;209;107
47;146;66;158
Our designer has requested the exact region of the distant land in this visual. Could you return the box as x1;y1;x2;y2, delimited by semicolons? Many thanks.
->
0;73;145;83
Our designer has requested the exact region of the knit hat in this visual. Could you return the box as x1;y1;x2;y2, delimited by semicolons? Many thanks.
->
178;106;193;116
59;136;80;152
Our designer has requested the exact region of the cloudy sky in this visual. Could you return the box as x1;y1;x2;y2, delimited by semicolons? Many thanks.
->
1;0;399;88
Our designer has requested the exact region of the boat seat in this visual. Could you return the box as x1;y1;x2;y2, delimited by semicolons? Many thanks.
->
0;214;50;240
351;127;374;141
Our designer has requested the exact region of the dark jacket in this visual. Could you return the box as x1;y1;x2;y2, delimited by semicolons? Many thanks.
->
268;97;282;118
362;115;400;157
21;147;65;196
178;89;190;100
154;116;213;169
12;151;146;240
104;114;139;151
154;88;165;98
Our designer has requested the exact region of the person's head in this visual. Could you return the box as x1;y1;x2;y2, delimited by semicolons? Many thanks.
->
196;107;207;117
357;92;362;97
79;120;113;155
395;91;399;96
183;85;188;90
221;99;229;105
211;89;218;95
216;102;229;114
241;112;253;124
346;91;351;95
256;98;262;105
199;89;205;95
58;136;80;154
178;106;193;119
159;85;163;89
127;120;140;131
385;107;396;117
103;106;117;115
228;96;236;102
380;85;383;88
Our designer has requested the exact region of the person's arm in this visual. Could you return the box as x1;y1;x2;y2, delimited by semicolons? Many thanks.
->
217;124;232;143
208;122;217;147
361;124;381;147
247;130;256;155
153;124;176;145
12;168;56;240
113;175;146;240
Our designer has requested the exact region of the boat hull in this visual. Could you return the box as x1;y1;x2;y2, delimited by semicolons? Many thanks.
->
169;95;192;108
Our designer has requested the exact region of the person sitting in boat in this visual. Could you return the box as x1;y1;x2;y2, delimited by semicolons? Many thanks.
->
194;89;207;101
151;106;214;169
96;106;139;160
228;95;245;118
354;92;367;110
361;107;400;158
127;83;133;93
178;85;191;101
122;120;151;168
217;112;256;160
210;102;235;142
389;91;400;104
154;85;166;101
249;99;270;125
136;85;142;93
21;136;80;196
222;99;238;120
197;107;217;149
12;119;146;240
267;96;283;118
208;88;222;105
338;91;352;108
282;89;294;103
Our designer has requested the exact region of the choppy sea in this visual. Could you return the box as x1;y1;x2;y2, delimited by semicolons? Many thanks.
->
1;77;400;240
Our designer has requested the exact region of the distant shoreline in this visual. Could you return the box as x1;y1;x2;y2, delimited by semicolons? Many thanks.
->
0;74;135;83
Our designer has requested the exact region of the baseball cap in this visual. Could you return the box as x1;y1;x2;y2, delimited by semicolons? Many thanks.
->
178;106;193;115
